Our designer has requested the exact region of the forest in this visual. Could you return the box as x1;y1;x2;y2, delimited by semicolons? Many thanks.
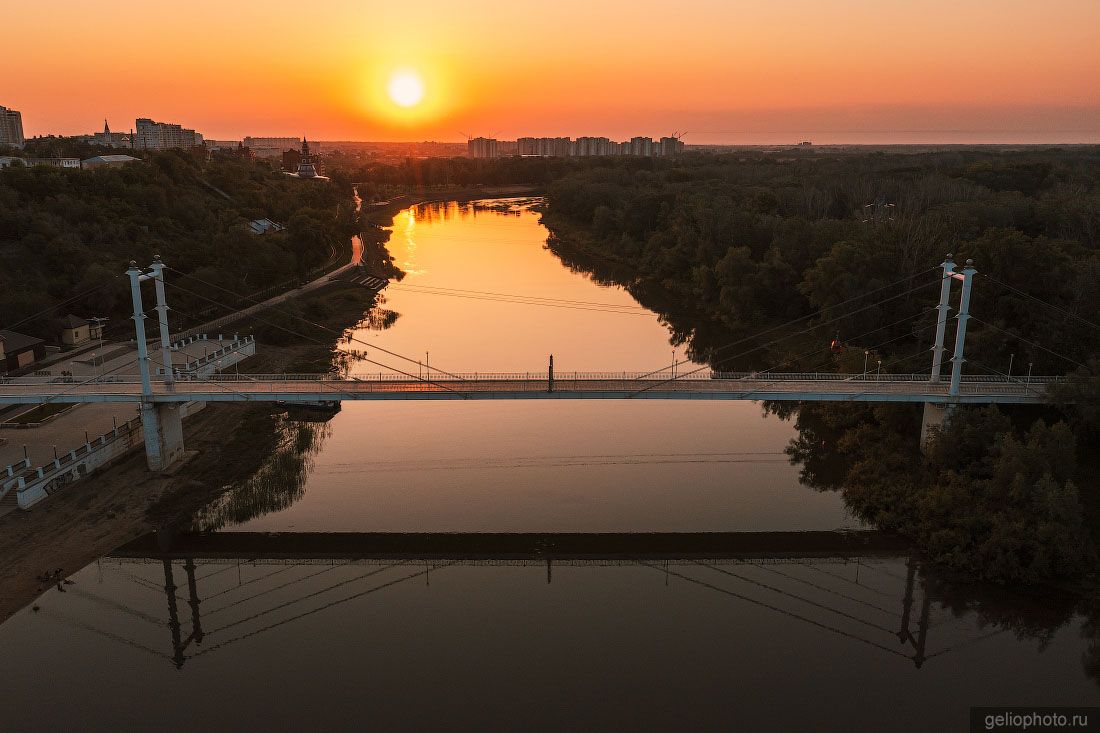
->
540;148;1100;583
0;150;362;340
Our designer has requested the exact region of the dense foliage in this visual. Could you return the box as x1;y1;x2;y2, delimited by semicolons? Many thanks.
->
544;150;1100;375
0;151;360;340
541;149;1100;583
782;402;1092;584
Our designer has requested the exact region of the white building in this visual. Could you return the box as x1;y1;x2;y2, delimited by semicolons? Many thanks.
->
468;137;501;159
0;106;25;148
134;118;203;150
0;156;80;169
82;154;140;170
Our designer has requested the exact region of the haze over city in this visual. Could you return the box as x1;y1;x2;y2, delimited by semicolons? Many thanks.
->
7;0;1100;143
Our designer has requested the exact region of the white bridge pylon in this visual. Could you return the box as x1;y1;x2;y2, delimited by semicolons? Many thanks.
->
126;256;185;471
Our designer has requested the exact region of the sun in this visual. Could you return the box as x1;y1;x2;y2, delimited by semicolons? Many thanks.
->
388;70;425;108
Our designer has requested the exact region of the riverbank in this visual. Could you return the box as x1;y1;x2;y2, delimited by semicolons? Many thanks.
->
0;283;380;624
541;204;1100;594
349;185;541;283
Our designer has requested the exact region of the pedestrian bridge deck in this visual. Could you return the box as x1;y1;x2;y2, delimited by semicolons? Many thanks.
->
0;372;1061;405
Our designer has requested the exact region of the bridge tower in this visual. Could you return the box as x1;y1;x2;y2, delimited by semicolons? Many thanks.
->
921;257;978;448
127;258;185;471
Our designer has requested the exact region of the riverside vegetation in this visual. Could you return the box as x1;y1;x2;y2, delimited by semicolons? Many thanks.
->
538;148;1100;584
0;148;398;341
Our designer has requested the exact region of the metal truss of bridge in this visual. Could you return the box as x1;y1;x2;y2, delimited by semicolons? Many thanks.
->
0;255;1071;482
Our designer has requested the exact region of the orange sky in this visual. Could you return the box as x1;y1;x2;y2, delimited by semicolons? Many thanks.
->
6;0;1099;143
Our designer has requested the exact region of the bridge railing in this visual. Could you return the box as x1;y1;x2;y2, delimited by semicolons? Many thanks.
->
0;371;1069;386
192;371;1066;384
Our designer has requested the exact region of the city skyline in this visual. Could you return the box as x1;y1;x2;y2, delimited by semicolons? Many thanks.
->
4;0;1099;144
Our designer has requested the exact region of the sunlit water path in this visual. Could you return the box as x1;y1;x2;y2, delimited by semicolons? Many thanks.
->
230;199;850;533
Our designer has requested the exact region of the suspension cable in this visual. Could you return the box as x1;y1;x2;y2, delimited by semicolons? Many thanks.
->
0;279;119;334
628;280;940;397
164;266;469;383
635;266;940;379
977;272;1100;335
162;280;468;397
968;317;1091;371
386;283;652;312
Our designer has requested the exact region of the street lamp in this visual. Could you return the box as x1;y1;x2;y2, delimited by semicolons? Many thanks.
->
90;316;108;355
863;350;870;379
876;359;882;380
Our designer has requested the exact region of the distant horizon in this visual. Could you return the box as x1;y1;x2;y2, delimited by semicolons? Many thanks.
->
11;105;1099;147
7;0;1098;145
17;122;1100;148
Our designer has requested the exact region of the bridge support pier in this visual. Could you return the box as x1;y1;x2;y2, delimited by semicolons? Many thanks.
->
919;402;949;452
140;402;185;471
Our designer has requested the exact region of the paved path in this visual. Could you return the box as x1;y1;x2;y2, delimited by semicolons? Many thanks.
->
171;237;364;342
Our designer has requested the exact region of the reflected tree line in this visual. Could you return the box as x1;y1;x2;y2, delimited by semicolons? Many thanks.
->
185;416;331;532
541;150;1100;587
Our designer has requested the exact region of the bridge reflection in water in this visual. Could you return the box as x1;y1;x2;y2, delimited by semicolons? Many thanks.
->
34;531;988;670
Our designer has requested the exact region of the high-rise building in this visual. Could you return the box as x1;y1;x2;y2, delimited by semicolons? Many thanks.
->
0;106;25;149
134;118;203;150
628;136;654;156
468;137;501;158
658;136;685;156
511;135;678;158
573;137;615;156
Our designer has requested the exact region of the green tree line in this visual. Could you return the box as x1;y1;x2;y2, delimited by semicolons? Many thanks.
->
0;151;364;341
539;149;1100;584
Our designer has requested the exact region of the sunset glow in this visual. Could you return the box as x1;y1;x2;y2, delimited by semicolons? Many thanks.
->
388;71;425;108
3;0;1099;142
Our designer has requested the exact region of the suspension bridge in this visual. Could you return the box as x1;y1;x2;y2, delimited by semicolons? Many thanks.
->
0;254;1085;502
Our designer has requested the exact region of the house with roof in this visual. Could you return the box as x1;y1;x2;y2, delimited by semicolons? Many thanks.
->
60;314;104;347
248;218;285;235
81;154;140;170
0;330;46;372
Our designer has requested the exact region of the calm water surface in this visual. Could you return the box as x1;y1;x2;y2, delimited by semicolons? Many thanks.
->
1;199;1097;731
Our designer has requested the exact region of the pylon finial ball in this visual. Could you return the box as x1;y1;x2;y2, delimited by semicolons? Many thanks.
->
966;258;975;266
129;260;137;267
945;253;953;260
153;254;161;262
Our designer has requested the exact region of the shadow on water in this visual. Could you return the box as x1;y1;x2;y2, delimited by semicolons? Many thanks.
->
59;529;1098;684
536;221;1100;692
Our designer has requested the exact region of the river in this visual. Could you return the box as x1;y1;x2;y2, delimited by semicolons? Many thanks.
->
0;199;1096;730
